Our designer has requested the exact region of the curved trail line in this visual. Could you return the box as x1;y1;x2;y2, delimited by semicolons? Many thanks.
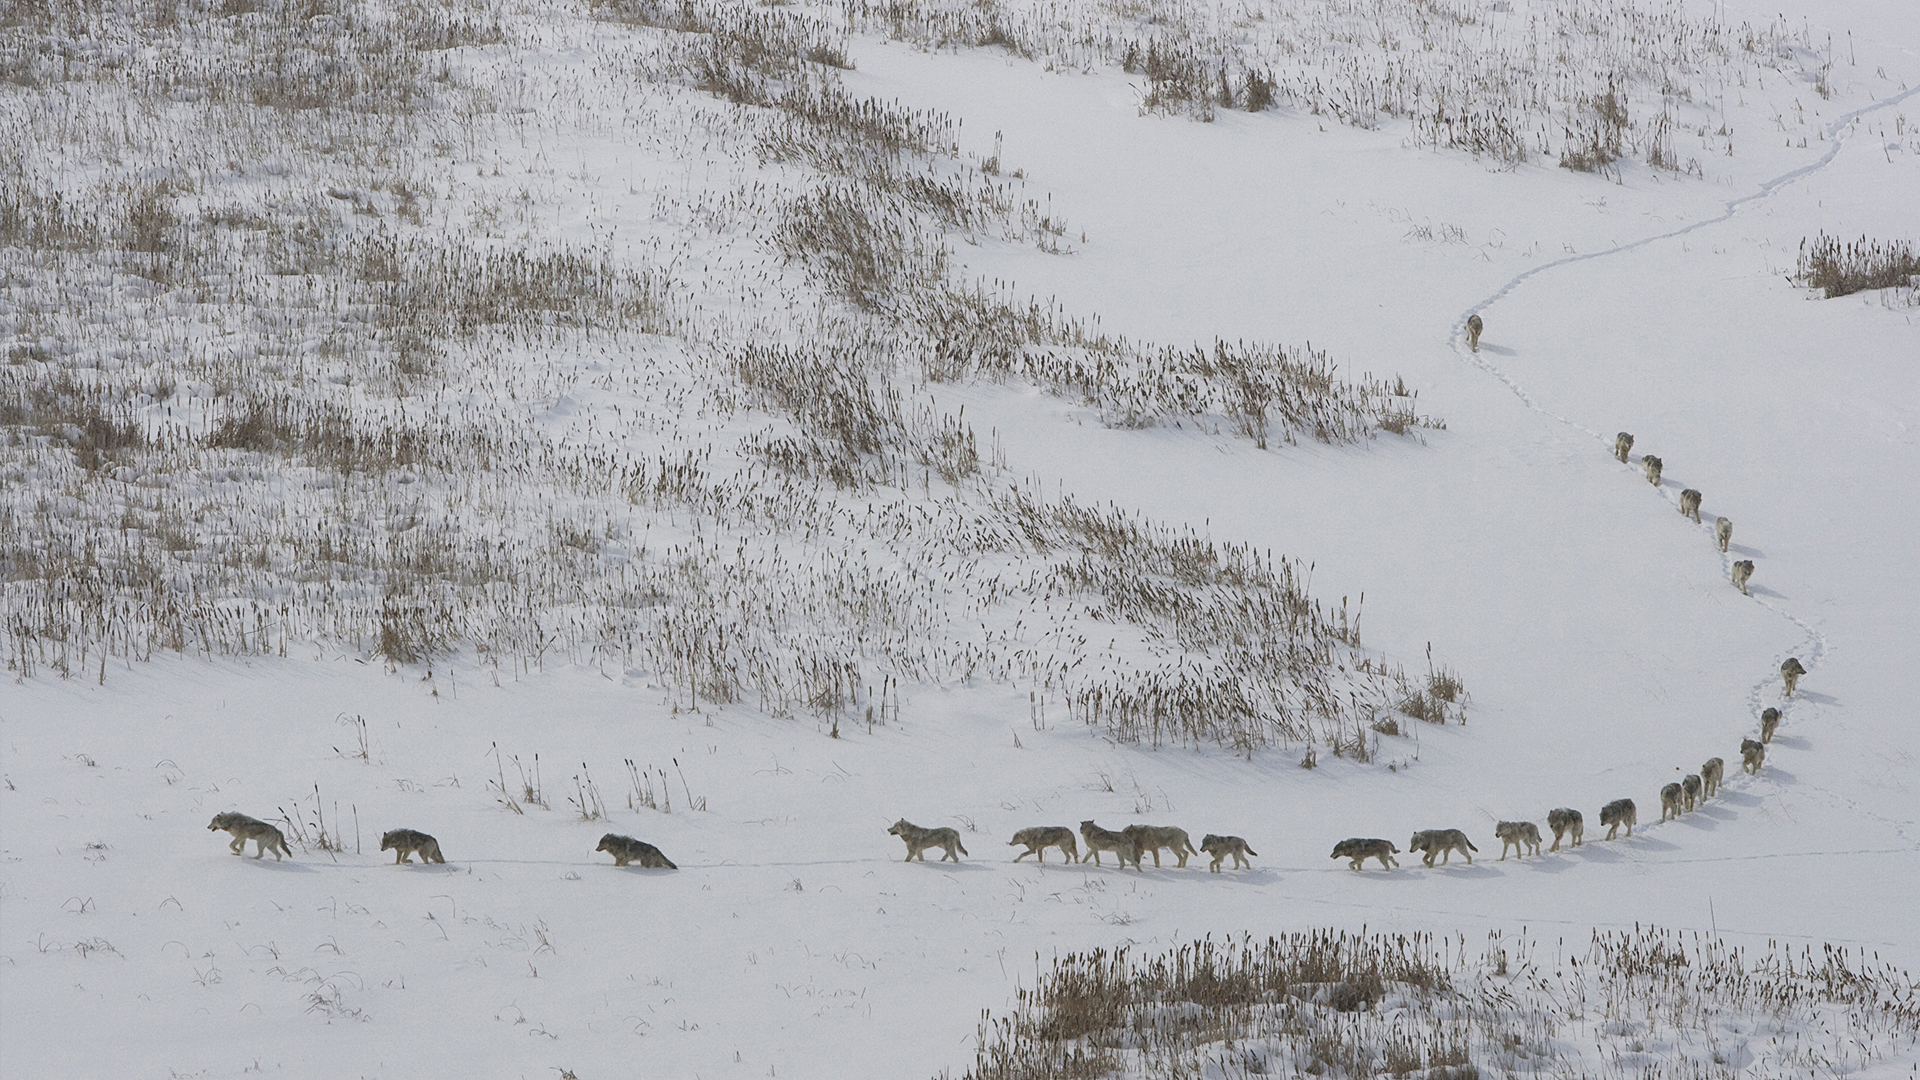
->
1448;80;1920;828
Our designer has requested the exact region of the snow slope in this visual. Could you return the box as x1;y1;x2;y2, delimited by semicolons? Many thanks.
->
3;0;1918;1077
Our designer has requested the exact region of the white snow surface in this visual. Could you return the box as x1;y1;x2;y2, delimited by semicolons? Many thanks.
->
5;0;1919;1077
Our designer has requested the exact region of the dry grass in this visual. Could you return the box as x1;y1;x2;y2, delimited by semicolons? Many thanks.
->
947;928;1920;1080
1796;233;1919;301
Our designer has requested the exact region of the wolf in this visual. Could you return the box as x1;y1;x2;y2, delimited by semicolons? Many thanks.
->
1330;838;1398;870
1200;834;1256;872
1643;455;1663;486
1760;707;1782;744
1615;432;1634;464
1740;738;1766;776
1079;821;1142;870
1600;798;1637;840
1547;807;1583;851
1780;657;1806;697
1660;782;1684;822
1122;824;1199;868
208;812;292;861
1494;821;1542;860
1682;774;1701;811
1701;757;1724;798
1408;829;1476;867
1714;516;1733;553
597;833;677;869
1008;826;1077;864
1680;488;1703;523
1466;313;1484;352
888;819;966;862
1731;559;1755;595
380;828;445;865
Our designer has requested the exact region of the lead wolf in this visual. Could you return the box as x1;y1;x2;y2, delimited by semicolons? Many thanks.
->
1008;826;1077;864
1200;834;1256;872
889;819;967;862
597;833;677;868
380;828;445;864
1122;824;1199;868
208;812;292;861
1079;821;1142;870
1408;828;1476;867
1466;313;1484;352
1331;838;1398;870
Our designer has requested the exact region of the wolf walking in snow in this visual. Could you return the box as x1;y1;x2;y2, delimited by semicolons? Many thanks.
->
1495;821;1542;860
1331;838;1398;870
597;833;676;868
1714;516;1733;552
1600;798;1637;840
1122;824;1199;868
1701;757;1724;798
380;828;445;864
1682;774;1701;811
1643;455;1664;486
1780;657;1806;697
1741;738;1766;776
1200;834;1256;872
1679;488;1703;523
1760;707;1782;744
208;812;292;861
1615;432;1634;463
1547;808;1584;851
888;819;966;862
1408;829;1477;867
1008;826;1077;864
1079;821;1142;870
1660;783;1684;822
1732;559;1755;594
1466;314;1484;351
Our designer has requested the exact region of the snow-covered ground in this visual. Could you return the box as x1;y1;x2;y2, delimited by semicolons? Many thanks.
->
4;0;1918;1076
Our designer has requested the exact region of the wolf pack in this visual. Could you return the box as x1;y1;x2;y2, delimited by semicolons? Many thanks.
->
205;379;1812;878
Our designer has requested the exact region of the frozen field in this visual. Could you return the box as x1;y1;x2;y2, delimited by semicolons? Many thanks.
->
3;0;1918;1076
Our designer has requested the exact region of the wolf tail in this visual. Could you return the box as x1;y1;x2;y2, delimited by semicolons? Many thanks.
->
956;840;969;856
1245;846;1258;856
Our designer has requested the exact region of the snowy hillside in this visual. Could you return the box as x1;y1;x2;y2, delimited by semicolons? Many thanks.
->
3;0;1918;1077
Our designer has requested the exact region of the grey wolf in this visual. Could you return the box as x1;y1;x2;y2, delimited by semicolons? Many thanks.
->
1682;774;1701;811
1660;782;1684;822
1680;488;1703;523
888;819;966;862
380;828;444;864
1740;738;1766;775
1408;829;1476;867
208;812;292;861
1122;824;1199;868
1079;821;1142;870
1600;798;1636;839
1714;517;1732;552
1547;807;1583;851
1008;826;1077;864
1643;455;1663;486
1781;657;1806;697
1200;834;1255;872
1732;560;1754;594
1466;314;1484;351
1615;432;1634;463
1701;757;1724;798
1330;838;1398;870
597;833;677;868
1494;821;1541;860
1760;707;1781;744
